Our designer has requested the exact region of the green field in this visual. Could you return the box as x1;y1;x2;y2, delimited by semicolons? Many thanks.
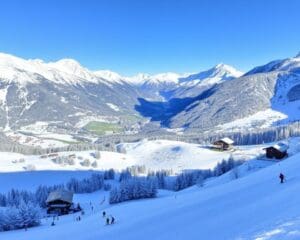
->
123;114;144;121
85;121;122;135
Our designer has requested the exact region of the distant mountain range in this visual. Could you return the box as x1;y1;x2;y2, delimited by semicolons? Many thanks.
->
0;52;300;134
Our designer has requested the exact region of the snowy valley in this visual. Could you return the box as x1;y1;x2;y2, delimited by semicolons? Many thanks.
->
1;52;300;240
1;52;300;144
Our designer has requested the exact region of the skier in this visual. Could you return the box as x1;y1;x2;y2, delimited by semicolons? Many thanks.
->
106;217;110;225
111;216;115;224
102;211;106;218
279;173;285;183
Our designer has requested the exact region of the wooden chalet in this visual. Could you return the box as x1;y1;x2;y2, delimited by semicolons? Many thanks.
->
212;137;234;151
264;143;289;160
46;190;74;215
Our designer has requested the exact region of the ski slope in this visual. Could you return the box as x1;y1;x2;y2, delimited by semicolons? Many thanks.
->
2;151;300;239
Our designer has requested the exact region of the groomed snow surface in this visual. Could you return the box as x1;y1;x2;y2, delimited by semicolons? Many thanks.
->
0;140;264;174
1;139;300;239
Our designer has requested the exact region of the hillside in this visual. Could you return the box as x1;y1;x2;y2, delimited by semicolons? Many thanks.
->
1;141;300;240
0;140;264;177
1;52;300;147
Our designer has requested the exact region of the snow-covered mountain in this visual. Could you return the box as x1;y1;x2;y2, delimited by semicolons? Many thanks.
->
168;63;243;99
245;53;300;76
179;63;243;86
1;51;300;135
0;52;245;132
0;53;144;130
135;53;300;132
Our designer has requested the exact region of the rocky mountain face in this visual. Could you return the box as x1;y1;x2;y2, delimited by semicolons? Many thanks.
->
163;54;300;131
1;52;300;134
0;53;143;130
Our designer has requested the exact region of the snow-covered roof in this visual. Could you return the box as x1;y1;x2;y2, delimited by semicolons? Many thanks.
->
46;190;73;204
273;143;289;152
220;137;234;145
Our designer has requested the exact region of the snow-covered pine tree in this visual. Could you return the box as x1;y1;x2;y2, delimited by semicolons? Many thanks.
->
15;200;41;229
0;193;6;207
119;169;132;182
104;169;115;180
91;160;98;168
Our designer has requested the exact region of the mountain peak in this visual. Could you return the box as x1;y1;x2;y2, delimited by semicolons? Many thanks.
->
49;58;84;74
214;63;226;68
93;70;123;83
213;63;243;76
179;63;243;86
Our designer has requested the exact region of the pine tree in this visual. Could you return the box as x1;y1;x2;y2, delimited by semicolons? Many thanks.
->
91;160;98;168
15;200;41;229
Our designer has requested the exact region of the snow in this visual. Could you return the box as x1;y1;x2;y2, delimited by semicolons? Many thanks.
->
1;138;300;239
220;137;234;144
124;64;242;87
246;54;300;76
36;133;77;142
2;148;300;239
273;142;289;152
120;139;263;171
106;103;120;112
179;63;243;87
0;86;8;105
60;96;68;103
93;70;123;83
0;53;114;86
0;150;134;174
5;131;69;148
0;52;246;96
19;122;49;134
215;109;287;132
270;74;300;124
0;139;265;175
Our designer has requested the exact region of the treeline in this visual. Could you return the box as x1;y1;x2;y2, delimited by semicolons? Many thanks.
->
0;201;41;232
67;170;114;193
0;171;115;232
95;120;300;146
0;171;115;209
109;177;157;204
109;157;244;204
3;120;300;155
0;157;245;231
204;122;300;145
0;142;115;156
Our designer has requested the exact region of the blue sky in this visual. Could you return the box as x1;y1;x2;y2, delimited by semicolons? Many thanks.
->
0;0;300;75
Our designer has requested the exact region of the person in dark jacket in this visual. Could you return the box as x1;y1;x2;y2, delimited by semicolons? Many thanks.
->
106;217;110;225
111;216;115;224
279;173;285;183
102;211;106;218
